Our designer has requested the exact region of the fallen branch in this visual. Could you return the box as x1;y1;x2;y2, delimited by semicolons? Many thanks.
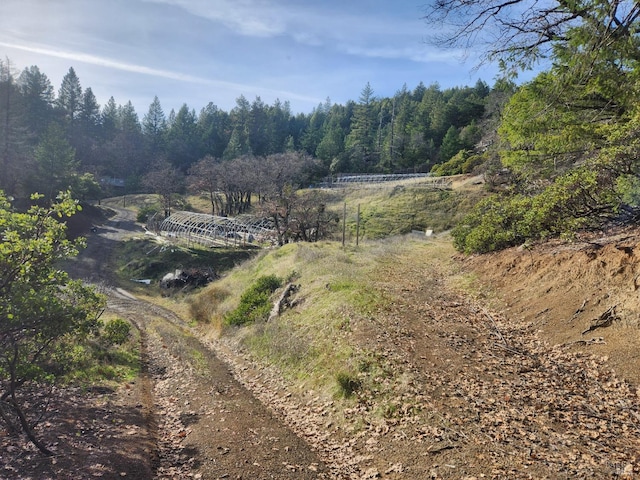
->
268;283;299;321
426;443;456;455
484;310;507;346
571;299;587;321
582;305;618;335
564;337;605;347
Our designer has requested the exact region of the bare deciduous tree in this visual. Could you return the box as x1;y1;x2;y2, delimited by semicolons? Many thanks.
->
188;155;223;216
142;160;184;218
422;0;640;72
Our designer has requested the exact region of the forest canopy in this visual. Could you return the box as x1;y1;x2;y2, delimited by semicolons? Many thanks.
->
0;60;497;202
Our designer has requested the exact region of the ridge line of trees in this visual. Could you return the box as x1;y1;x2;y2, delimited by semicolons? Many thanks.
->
0;59;504;201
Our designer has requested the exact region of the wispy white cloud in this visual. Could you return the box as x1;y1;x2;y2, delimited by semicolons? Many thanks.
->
0;41;206;83
0;0;488;114
343;44;467;64
143;0;288;37
143;0;430;61
0;40;324;104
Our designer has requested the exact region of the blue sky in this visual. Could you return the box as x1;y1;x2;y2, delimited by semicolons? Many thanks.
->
0;0;504;116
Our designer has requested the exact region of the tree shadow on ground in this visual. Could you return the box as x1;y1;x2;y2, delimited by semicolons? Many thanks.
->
1;386;156;479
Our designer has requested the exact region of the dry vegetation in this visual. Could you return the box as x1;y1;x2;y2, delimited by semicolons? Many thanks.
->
173;176;639;478
187;228;640;478
5;178;640;478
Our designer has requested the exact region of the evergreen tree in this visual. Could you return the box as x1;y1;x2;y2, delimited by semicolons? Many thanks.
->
74;87;101;168
389;85;415;169
0;59;28;196
56;67;82;124
118;101;141;134
223;127;245;161
79;87;101;129
30;123;79;200
440;125;462;161
346;82;377;171
165;104;200;170
101;96;118;142
18;65;55;137
223;96;251;160
248;96;270;156
112;101;145;176
269;99;293;153
142;96;168;157
300;103;327;155
316;117;344;168
197;102;229;159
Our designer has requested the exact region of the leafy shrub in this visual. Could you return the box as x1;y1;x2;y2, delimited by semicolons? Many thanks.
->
617;174;640;206
224;275;282;326
431;150;471;176
452;166;620;253
462;153;486;174
335;371;361;398
136;204;160;223
102;318;131;345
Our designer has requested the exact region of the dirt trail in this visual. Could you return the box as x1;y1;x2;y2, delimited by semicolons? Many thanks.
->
5;206;640;479
59;207;329;479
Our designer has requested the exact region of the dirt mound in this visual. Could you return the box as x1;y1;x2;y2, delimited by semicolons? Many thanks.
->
464;226;640;387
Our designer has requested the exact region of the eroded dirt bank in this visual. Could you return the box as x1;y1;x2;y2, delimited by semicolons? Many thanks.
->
465;228;640;387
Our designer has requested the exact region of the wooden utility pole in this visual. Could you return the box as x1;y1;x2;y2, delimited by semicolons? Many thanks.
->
342;202;346;247
356;204;360;246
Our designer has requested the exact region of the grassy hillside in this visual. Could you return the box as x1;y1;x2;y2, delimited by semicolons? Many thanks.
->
109;176;485;400
94;177;640;477
191;237;462;400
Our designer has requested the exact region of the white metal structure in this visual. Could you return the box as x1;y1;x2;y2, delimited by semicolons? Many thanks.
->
327;173;452;189
158;211;275;247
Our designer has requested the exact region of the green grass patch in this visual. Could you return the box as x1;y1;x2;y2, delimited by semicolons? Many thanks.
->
189;349;208;373
61;316;141;386
113;238;257;285
341;187;486;240
195;241;394;398
181;179;482;408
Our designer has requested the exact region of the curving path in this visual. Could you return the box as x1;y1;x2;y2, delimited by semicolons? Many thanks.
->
67;206;329;479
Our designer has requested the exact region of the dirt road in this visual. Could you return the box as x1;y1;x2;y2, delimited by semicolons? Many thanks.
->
5;205;640;479
60;207;329;479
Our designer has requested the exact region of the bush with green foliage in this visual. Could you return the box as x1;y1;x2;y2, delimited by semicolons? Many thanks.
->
136;204;161;223
335;371;361;398
0;191;106;454
431;149;487;177
102;318;132;346
452;165;622;253
225;275;283;326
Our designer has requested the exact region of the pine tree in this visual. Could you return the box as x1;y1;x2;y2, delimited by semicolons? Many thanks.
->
165;104;200;169
18;65;55;137
440;125;462;161
346;82;377;171
142;96;167;157
57;67;82;124
0;59;29;196
30;123;79;200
